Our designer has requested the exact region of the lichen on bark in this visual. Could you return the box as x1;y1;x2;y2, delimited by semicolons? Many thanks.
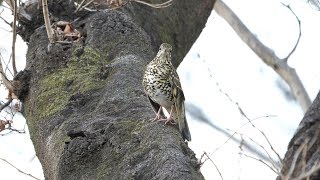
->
36;47;112;119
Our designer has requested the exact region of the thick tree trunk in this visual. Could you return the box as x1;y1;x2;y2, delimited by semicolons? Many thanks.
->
280;92;320;179
19;0;214;179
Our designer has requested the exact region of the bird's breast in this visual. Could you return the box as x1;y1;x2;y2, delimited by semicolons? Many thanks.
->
143;69;173;108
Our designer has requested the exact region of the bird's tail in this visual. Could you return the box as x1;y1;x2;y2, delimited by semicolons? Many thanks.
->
174;90;191;141
179;102;191;141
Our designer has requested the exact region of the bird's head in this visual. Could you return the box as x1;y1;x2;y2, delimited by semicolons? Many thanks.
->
159;43;172;52
155;43;172;64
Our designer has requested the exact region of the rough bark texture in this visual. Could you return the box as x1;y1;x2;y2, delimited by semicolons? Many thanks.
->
280;91;320;179
19;0;214;179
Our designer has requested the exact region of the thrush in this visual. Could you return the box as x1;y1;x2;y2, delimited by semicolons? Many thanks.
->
142;43;191;141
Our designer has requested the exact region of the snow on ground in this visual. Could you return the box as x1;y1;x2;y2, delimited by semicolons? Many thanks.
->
1;0;320;179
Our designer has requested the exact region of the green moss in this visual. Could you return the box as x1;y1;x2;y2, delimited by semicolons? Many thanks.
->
36;47;112;119
96;164;112;180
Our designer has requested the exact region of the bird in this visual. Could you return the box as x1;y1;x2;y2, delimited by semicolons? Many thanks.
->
142;43;191;141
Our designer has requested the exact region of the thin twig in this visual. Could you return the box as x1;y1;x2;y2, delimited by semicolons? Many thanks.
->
73;1;96;12
281;3;302;62
0;52;14;92
0;17;11;27
74;0;86;12
208;115;275;157
204;152;224;180
308;0;320;11
0;99;13;111
11;0;18;75
231;99;284;167
3;0;14;9
8;126;26;133
42;0;54;44
0;9;12;27
242;153;279;175
79;0;94;12
228;129;280;170
5;55;14;78
132;0;172;8
55;41;73;44
247;135;280;170
0;157;41;180
209;70;284;169
200;57;279;165
206;69;283;166
0;3;12;10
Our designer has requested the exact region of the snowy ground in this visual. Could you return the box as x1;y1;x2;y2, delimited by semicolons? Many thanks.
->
1;0;320;179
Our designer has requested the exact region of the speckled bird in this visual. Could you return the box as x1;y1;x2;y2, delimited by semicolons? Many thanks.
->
142;43;191;141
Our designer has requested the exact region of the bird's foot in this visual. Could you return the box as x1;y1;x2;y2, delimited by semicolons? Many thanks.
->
151;113;162;122
151;107;164;122
158;117;176;125
152;114;161;122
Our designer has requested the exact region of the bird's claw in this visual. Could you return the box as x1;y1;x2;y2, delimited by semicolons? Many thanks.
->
158;117;176;125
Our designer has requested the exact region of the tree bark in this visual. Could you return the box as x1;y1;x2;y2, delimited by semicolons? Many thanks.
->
279;91;320;179
18;0;214;179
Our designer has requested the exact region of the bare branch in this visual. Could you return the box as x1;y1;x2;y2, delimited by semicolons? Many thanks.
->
11;0;18;75
187;103;275;163
3;0;14;9
0;157;41;180
0;98;13;111
73;0;96;12
42;0;54;43
0;53;14;92
202;70;283;166
308;0;320;11
281;3;301;62
132;0;172;8
0;9;12;27
74;0;86;12
242;153;279;175
214;0;311;112
231;130;280;170
78;0;94;12
203;71;284;168
203;152;224;180
235;102;284;167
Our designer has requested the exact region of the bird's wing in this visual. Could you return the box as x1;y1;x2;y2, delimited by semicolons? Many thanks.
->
170;69;191;141
170;69;185;100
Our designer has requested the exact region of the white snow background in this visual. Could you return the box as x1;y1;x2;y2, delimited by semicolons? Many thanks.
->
1;0;320;179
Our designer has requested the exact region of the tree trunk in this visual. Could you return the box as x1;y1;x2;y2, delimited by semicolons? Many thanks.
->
18;0;215;179
280;91;320;179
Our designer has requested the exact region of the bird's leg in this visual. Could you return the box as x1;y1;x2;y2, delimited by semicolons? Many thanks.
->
153;107;163;121
165;105;175;124
158;105;176;125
